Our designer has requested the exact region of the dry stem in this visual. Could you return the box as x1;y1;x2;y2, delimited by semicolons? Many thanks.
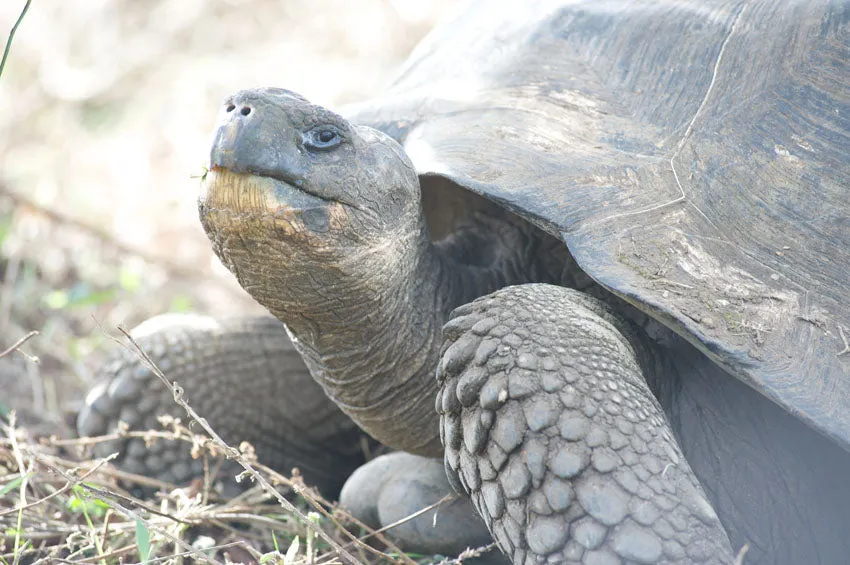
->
115;325;366;565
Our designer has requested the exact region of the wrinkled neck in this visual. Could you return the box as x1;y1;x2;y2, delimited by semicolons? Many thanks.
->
262;219;473;456
264;207;576;455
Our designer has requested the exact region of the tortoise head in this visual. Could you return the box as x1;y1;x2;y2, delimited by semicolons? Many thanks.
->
199;88;425;316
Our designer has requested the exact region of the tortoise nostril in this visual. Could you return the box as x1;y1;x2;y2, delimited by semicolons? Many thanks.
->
240;106;252;116
226;104;236;112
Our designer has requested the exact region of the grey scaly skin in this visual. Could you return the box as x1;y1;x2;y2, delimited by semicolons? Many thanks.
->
340;452;496;557
197;87;735;564
438;286;730;564
77;314;367;496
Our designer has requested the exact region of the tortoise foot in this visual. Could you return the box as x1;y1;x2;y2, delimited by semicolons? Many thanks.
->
340;452;507;562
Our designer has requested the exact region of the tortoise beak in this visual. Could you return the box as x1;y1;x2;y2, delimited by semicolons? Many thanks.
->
203;90;335;217
208;91;308;188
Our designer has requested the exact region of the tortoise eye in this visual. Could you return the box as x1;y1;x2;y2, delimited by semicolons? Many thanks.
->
304;127;342;150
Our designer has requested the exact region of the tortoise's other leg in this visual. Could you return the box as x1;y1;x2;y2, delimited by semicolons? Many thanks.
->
437;284;734;565
339;452;508;563
77;314;366;496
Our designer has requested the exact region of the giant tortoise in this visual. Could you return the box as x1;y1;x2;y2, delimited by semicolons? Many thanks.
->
78;1;850;564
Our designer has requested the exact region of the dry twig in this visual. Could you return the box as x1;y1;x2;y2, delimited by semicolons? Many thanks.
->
116;325;366;565
0;185;204;280
0;330;38;360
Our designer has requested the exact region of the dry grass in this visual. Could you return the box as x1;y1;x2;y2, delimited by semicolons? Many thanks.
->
0;249;495;564
0;416;420;564
0;332;496;564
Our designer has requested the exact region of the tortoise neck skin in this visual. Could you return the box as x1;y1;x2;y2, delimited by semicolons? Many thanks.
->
197;88;485;456
200;170;476;457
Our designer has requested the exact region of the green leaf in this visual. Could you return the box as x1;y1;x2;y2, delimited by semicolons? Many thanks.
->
135;518;151;563
66;494;84;512
0;476;24;497
66;488;109;519
92;498;110;511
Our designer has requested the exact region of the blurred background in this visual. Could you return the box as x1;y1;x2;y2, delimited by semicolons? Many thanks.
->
0;0;450;428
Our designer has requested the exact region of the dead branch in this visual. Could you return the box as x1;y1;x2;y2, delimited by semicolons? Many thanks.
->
0;452;115;518
0;330;38;359
116;325;366;565
0;184;204;280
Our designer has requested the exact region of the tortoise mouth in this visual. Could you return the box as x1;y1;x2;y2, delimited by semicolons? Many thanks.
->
200;166;333;215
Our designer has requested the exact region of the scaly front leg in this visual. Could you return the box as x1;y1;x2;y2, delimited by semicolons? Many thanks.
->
437;284;734;565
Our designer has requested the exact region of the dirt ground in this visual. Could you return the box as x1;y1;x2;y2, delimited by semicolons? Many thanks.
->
0;0;451;424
